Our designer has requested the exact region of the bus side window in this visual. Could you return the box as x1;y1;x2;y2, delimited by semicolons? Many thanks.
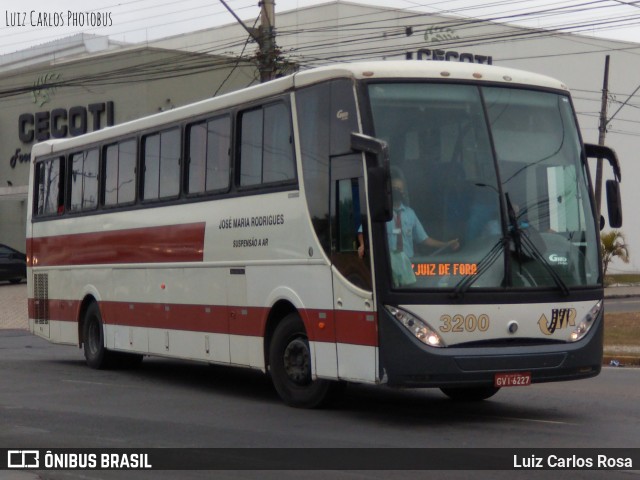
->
337;178;362;253
186;115;231;194
238;102;295;187
239;108;262;187
263;103;295;183
104;139;137;206
331;156;372;291
35;162;45;215
297;79;360;258
205;117;231;191
69;148;99;212
69;152;83;211
142;128;181;201
187;122;207;193
35;156;65;217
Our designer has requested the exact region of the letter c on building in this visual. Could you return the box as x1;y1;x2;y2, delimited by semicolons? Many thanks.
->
19;113;35;143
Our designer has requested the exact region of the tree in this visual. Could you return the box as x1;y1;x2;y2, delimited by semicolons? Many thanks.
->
601;230;630;277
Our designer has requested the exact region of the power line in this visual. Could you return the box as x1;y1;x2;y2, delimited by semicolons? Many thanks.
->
213;14;260;96
3;1;640;105
269;2;640;66
3;0;637;61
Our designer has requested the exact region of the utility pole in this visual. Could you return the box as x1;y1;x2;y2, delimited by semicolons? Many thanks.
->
257;0;277;82
219;0;278;83
594;54;610;218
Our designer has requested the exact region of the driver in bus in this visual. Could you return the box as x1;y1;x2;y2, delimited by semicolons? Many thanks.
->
358;170;459;286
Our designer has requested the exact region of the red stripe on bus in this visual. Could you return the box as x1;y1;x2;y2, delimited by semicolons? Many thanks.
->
335;310;378;346
302;309;337;343
30;223;206;266
28;298;81;323
102;302;232;334
28;298;379;347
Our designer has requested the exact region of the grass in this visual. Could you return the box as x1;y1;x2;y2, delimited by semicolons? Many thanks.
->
604;312;640;348
604;273;640;286
604;312;640;365
603;275;640;364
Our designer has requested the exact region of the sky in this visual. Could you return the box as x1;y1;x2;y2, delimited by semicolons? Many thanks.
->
2;0;640;56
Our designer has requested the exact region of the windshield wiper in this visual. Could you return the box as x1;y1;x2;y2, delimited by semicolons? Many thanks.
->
453;195;571;298
505;193;570;296
452;237;508;298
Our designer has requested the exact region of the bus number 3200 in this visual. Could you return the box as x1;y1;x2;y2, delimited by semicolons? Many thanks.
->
439;314;490;333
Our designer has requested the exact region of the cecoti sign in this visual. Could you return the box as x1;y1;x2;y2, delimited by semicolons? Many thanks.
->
18;101;115;143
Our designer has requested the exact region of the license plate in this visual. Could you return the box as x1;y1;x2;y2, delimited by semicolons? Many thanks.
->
494;372;531;387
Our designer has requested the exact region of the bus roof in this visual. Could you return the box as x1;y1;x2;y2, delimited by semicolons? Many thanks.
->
292;61;568;92
31;61;568;160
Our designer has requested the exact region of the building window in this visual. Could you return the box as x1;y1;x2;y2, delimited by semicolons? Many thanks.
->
104;139;137;206
186;115;231;194
143;128;181;200
69;148;99;212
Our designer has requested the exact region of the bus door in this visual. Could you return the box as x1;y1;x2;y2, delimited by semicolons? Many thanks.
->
330;154;377;382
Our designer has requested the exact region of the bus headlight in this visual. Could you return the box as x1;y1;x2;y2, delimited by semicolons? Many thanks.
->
569;300;602;342
385;305;445;347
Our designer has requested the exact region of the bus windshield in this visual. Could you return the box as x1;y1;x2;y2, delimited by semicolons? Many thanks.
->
367;82;600;291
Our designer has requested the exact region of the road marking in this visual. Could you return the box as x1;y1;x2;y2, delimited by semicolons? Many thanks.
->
502;416;577;425
472;414;577;425
62;379;132;388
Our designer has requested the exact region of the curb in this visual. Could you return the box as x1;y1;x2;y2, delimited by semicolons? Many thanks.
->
604;286;640;299
602;355;640;367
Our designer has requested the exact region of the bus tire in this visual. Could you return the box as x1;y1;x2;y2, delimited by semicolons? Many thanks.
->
269;313;334;408
440;386;500;401
83;302;112;369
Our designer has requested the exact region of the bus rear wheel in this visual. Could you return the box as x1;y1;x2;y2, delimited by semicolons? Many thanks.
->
269;313;335;408
83;302;112;369
83;302;143;369
440;386;500;401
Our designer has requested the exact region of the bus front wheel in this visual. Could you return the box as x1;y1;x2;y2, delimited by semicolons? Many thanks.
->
269;313;334;408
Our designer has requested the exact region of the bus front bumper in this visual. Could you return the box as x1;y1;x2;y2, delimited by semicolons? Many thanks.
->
378;306;603;388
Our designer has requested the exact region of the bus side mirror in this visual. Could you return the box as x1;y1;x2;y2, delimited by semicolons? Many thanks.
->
606;179;623;228
350;133;392;222
584;143;621;181
367;165;392;222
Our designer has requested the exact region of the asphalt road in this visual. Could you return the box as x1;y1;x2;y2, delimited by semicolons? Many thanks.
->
1;330;639;480
605;297;640;313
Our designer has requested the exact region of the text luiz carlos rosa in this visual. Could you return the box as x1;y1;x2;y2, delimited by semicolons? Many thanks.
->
514;454;633;469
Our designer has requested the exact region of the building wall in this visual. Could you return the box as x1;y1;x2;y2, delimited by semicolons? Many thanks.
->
0;199;27;250
0;46;257;251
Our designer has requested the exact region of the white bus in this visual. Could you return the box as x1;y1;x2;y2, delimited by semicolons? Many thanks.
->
27;61;622;407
